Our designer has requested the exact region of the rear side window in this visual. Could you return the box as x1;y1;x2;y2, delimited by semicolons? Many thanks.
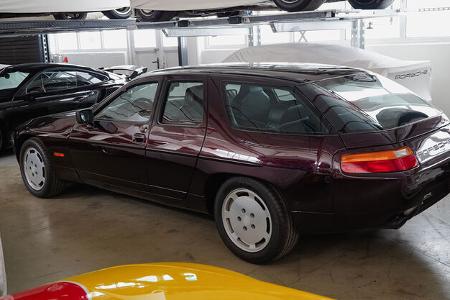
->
315;73;440;132
71;71;106;85
224;82;326;134
161;82;204;125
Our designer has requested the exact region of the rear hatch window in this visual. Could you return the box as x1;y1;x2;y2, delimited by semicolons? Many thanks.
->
314;72;442;133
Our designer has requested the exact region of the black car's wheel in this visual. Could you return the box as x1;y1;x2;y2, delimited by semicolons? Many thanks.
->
272;0;326;12
348;0;394;9
135;9;177;22
53;12;88;20
20;138;66;198
0;128;3;153
102;7;133;19
214;177;298;264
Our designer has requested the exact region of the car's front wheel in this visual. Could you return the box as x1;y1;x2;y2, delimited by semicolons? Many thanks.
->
214;177;298;264
102;7;133;19
135;9;177;22
348;0;394;9
272;0;326;12
20;138;66;198
53;12;88;20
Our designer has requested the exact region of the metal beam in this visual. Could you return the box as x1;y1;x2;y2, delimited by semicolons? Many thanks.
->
0;19;136;36
0;9;401;37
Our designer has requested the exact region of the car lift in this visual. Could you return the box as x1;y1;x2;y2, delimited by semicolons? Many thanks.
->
0;8;402;66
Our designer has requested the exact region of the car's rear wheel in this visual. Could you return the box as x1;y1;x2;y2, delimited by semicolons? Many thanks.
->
53;12;88;20
214;177;298;264
135;9;177;22
348;0;394;9
20;138;66;198
272;0;326;12
102;7;133;19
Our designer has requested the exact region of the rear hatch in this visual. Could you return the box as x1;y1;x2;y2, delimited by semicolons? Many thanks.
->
313;71;450;171
312;72;450;220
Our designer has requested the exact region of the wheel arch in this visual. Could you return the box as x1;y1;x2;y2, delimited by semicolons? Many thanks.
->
14;134;36;160
204;172;280;215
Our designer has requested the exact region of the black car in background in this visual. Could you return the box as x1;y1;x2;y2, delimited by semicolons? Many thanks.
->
0;63;125;151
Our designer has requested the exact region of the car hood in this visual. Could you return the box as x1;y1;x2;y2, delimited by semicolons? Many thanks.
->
4;263;331;300
15;111;78;145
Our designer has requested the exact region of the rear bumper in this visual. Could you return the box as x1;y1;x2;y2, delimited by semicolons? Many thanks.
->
291;161;450;233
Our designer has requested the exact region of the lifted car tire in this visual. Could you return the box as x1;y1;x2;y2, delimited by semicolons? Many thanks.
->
135;10;177;22
53;12;88;20
214;177;298;264
20;138;66;198
102;7;133;19
272;0;326;12
348;0;395;9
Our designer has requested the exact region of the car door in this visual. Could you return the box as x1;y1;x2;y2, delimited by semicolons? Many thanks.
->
68;81;160;193
145;76;207;201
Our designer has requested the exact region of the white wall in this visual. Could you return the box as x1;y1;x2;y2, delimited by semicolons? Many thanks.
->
368;42;450;115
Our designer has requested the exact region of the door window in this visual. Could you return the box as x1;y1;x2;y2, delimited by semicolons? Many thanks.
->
224;82;326;134
161;82;204;125
96;83;158;123
27;70;78;94
26;70;107;94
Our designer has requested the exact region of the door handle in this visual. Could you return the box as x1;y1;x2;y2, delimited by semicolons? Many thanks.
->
133;133;146;144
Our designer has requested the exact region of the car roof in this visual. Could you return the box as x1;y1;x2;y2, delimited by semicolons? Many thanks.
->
147;63;366;84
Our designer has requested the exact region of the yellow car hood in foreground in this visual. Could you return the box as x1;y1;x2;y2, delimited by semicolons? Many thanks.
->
66;263;332;300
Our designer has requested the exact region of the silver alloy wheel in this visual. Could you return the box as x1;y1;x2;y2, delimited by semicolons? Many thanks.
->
23;147;46;191
139;10;156;16
114;7;132;15
222;188;272;253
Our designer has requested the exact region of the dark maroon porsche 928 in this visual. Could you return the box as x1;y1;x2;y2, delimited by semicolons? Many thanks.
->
14;64;450;263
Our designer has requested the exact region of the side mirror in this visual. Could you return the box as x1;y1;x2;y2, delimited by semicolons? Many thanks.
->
76;109;94;125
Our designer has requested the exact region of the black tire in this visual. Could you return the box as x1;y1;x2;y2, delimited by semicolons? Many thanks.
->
102;7;133;19
53;12;88;20
348;0;394;9
0;127;3;153
19;138;66;198
272;0;326;12
214;177;298;264
135;9;177;22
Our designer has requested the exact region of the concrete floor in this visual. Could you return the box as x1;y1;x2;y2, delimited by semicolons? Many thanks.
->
0;152;449;300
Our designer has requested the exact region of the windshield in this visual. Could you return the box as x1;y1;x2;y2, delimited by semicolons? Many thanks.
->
0;71;30;90
315;72;440;132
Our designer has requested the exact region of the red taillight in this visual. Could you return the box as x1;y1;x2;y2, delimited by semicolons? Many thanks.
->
53;152;65;158
341;147;418;174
